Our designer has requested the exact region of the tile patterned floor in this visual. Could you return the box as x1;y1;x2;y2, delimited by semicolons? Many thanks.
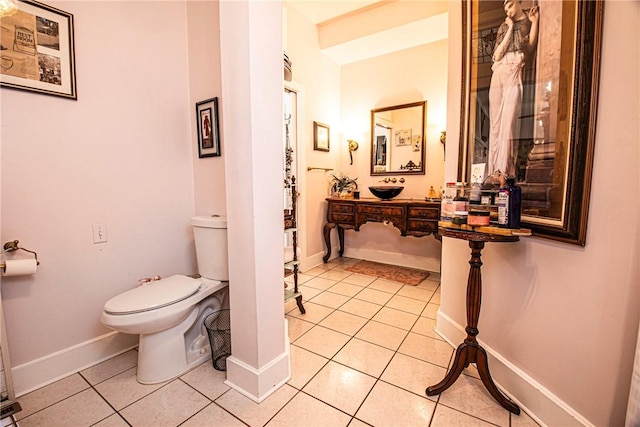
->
6;258;540;427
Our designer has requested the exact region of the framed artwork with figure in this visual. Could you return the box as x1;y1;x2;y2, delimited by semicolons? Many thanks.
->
457;0;604;245
196;97;220;158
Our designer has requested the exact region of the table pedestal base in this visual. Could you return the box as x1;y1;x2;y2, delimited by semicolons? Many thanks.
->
426;231;521;415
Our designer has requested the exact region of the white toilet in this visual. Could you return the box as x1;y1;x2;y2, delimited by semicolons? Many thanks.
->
101;215;229;384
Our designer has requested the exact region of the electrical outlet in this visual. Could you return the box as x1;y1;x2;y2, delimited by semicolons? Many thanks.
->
92;223;107;243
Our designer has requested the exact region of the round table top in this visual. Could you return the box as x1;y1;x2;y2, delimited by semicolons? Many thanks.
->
438;227;520;243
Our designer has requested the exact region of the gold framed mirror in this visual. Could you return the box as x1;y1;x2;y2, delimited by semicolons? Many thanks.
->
370;101;426;176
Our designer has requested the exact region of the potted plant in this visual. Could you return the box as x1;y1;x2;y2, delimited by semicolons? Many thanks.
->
330;172;358;198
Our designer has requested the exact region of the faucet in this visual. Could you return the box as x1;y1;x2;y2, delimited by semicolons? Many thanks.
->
379;177;403;184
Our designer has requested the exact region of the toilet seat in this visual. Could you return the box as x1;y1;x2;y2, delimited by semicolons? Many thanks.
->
104;275;201;315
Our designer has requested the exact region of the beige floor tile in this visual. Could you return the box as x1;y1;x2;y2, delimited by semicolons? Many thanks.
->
367;278;404;294
512;409;542;426
430;404;495;426
341;273;376;287
298;285;323;300
427;272;441;282
411;316;443;340
319;310;368;336
266;391;352;426
119;380;209;427
94;367;167;410
396;285;435;302
431;290;441;304
328;282;366;297
215;384;298;427
309;291;350;309
293;325;351;359
422;302;440;319
287;302;334;324
18;388;114;427
356;381;435;426
288;345;329;389
15;373;89;420
319;269;353;281
290;272;314;284
437;375;511;426
286;316;315;341
305;266;332;276
303;361;376;416
181;402;246;426
354;288;393;305
355;320;408;351
398;332;453;368
371;306;419;330
180;361;230;400
338;299;382;319
385;294;427;315
415;278;440;292
380;353;447;399
80;349;138;385
333;338;394;378
93;413;130;427
284;297;304;315
303;276;338;291
348;418;372;427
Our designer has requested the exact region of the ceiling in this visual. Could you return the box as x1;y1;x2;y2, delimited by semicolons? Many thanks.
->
284;0;449;65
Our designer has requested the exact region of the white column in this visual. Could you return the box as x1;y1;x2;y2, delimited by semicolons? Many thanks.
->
218;0;289;402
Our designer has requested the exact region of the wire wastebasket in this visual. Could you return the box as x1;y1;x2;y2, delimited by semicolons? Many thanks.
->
204;309;231;371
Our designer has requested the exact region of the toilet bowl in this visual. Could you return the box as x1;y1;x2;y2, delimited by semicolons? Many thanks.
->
101;215;229;384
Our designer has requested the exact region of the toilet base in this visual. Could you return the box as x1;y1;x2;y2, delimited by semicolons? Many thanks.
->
135;287;227;384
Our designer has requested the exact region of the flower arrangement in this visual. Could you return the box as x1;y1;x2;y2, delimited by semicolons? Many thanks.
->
330;172;358;197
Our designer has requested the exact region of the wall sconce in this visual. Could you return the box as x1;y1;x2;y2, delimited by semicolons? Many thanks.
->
440;131;446;159
347;139;359;165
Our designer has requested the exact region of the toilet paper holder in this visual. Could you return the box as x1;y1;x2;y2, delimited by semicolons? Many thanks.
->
1;240;40;270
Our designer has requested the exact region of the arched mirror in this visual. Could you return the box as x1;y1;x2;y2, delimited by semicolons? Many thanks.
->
370;100;427;176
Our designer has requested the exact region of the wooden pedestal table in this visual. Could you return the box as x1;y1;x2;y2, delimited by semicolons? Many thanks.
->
426;227;521;415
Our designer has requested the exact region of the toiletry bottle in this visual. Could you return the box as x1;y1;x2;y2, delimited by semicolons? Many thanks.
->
469;183;481;205
497;178;521;228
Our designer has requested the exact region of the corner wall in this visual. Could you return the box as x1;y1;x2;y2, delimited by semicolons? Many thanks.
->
0;1;199;394
440;2;640;425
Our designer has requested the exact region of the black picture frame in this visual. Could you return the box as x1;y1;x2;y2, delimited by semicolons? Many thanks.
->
0;0;77;99
457;0;604;246
313;121;330;152
196;97;220;158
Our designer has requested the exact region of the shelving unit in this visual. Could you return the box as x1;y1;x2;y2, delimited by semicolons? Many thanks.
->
284;178;305;314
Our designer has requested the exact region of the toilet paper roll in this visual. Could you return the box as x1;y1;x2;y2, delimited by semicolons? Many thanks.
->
2;259;38;276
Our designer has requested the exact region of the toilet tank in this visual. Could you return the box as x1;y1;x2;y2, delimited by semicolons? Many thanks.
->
190;215;229;281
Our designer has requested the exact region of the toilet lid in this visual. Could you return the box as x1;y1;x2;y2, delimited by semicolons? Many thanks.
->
104;275;202;315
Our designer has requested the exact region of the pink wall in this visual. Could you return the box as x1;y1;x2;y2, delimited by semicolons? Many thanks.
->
441;2;640;425
187;1;226;217
0;0;201;377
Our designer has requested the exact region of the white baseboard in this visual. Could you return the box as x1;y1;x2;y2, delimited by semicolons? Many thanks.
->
305;246;440;274
435;311;592;427
343;247;440;273
224;325;291;403
13;331;138;397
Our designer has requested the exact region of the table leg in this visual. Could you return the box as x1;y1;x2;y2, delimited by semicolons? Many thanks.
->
337;226;345;257
426;240;520;415
322;223;335;263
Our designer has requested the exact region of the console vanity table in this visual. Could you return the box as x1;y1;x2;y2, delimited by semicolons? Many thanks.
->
323;197;440;262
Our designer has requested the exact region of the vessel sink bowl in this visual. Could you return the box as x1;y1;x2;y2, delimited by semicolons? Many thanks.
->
369;186;404;200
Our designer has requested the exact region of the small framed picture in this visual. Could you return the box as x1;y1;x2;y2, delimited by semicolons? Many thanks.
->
196;97;220;158
313;121;330;152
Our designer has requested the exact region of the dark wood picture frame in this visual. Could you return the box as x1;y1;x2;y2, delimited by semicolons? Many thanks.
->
313;121;330;152
457;0;604;246
196;97;221;158
0;0;77;99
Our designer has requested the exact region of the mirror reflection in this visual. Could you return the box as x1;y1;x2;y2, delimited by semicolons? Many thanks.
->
371;101;427;175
